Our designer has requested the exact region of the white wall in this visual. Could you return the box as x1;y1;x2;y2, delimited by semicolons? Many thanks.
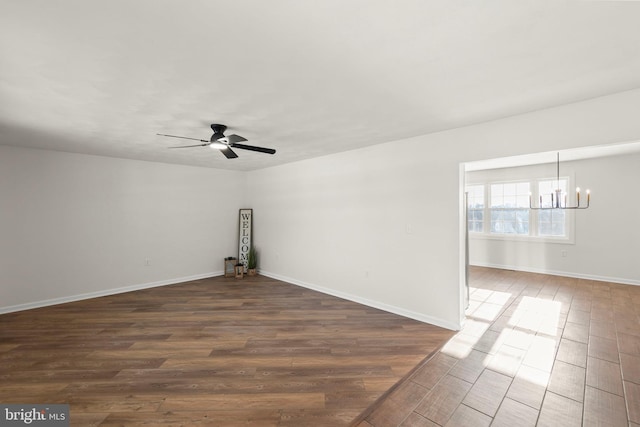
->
248;88;640;330
467;154;640;284
248;146;461;329
0;145;245;312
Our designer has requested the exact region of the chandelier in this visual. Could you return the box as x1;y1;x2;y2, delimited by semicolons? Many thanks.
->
529;153;590;210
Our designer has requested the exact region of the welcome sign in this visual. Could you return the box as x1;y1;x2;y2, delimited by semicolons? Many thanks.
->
238;209;252;271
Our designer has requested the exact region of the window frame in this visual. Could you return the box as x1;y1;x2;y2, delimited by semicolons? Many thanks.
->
466;184;485;234
488;180;531;236
466;174;575;244
536;177;569;238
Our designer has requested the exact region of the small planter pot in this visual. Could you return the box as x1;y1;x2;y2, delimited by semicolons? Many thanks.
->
247;268;257;276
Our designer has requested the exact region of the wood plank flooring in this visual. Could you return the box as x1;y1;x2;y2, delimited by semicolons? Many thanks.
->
0;275;454;426
357;267;640;426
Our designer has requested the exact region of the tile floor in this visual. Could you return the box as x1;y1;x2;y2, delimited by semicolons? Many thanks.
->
357;267;640;426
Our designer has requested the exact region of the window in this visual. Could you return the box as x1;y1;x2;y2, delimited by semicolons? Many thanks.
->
489;182;530;235
537;178;567;236
466;185;484;233
466;175;572;241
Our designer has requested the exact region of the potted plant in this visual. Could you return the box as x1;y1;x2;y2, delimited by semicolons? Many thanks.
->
247;245;258;276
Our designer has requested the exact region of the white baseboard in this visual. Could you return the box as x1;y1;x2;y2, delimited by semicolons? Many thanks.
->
2;270;463;331
260;270;461;331
0;271;223;314
471;262;640;287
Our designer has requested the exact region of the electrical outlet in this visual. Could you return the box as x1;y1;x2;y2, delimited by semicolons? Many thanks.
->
561;250;567;258
145;258;151;266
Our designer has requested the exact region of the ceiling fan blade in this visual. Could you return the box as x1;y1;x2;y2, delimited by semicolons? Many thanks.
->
157;133;208;143
223;134;248;144
168;143;209;148
220;146;239;159
231;143;276;155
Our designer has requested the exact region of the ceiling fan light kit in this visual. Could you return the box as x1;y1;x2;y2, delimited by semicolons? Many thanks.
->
157;123;276;159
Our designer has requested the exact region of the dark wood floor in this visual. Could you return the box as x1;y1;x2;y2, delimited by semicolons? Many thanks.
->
357;267;640;427
0;274;454;426
5;269;638;426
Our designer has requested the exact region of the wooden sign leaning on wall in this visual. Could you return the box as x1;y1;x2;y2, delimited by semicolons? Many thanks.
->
238;209;252;272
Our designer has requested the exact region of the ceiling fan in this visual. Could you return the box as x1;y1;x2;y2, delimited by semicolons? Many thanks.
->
157;124;276;159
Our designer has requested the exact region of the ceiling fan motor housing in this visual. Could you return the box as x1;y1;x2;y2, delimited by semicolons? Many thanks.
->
210;124;227;141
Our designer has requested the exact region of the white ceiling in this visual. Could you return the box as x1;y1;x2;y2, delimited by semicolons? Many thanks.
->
1;1;640;171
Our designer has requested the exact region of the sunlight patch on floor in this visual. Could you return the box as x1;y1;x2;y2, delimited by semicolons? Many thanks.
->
508;296;562;335
445;289;564;383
